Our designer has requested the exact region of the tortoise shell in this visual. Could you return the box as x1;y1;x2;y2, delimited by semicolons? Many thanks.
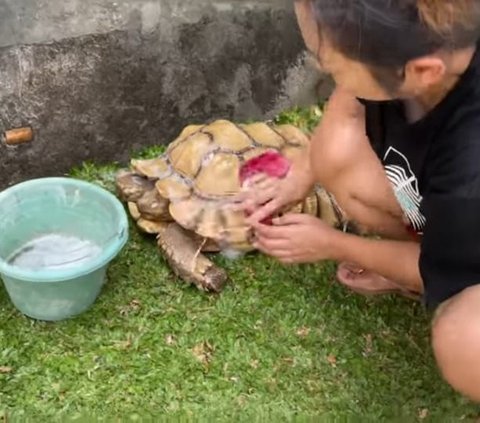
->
131;120;310;251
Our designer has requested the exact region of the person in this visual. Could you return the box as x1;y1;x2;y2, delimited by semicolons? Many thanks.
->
240;0;480;402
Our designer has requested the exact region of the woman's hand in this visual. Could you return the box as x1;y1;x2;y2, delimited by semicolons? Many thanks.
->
240;158;315;225
252;213;338;264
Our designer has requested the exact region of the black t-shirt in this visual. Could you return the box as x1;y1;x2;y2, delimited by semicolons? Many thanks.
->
360;42;480;310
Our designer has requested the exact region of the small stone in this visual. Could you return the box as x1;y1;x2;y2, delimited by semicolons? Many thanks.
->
296;327;311;338
165;335;176;346
327;355;337;367
191;341;214;365
418;408;429;420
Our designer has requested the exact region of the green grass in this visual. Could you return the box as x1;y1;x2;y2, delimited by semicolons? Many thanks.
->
0;106;478;421
274;103;324;134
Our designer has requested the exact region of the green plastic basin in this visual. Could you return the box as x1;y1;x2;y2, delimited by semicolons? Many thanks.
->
0;177;128;321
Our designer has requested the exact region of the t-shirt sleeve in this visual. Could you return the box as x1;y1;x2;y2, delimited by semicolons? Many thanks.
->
419;115;480;309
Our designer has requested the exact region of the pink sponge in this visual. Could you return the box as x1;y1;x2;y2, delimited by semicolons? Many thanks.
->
240;150;291;184
239;150;291;225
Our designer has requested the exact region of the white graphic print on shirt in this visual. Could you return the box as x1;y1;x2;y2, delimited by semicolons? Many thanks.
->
383;147;426;233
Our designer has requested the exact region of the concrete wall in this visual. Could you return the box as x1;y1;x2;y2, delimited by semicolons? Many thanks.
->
0;0;328;189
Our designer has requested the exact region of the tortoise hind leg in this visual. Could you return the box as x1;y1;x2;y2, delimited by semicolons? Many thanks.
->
314;186;364;235
157;223;228;292
314;186;344;229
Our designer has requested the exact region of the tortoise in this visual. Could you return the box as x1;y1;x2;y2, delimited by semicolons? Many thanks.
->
115;119;345;292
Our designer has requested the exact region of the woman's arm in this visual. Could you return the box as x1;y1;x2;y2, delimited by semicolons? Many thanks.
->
252;213;422;294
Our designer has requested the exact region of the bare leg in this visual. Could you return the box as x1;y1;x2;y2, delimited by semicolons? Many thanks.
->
312;90;411;242
321;141;409;241
432;285;480;401
328;158;423;298
314;110;421;296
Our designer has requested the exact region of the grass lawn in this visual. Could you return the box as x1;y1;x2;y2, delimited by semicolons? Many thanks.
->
0;106;478;421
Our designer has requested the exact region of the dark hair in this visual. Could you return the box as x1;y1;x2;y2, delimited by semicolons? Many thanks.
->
302;0;480;89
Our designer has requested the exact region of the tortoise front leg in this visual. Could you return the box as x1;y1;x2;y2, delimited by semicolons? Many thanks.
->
157;223;228;293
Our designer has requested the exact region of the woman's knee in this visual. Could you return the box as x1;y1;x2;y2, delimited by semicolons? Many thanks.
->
432;285;480;402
